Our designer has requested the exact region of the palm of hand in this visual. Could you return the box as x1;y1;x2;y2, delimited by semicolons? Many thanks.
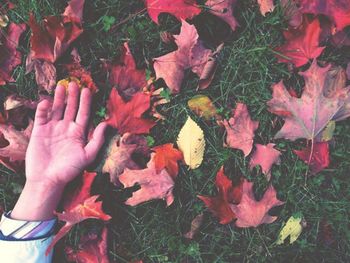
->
25;83;106;186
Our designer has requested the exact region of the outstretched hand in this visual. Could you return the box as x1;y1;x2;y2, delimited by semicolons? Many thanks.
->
12;82;106;220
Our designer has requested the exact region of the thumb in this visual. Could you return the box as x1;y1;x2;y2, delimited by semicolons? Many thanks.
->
84;122;107;163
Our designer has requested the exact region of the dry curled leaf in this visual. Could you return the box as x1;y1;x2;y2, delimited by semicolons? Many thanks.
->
187;95;219;121
184;213;204;239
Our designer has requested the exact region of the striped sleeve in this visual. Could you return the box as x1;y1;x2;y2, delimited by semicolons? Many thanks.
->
0;212;56;240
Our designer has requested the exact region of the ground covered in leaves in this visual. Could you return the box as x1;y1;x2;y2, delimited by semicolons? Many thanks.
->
1;0;350;262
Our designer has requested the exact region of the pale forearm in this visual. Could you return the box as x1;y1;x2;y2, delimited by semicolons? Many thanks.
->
11;180;65;221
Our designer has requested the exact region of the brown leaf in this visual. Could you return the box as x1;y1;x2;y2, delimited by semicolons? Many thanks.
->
183;213;204;239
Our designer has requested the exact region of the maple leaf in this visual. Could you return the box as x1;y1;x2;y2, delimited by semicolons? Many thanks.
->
267;60;350;141
103;133;149;185
145;0;201;24
0;23;26;85
257;0;275;16
105;89;156;135
104;42;147;99
119;154;175;206
275;17;325;68
0;120;33;172
249;143;281;180
152;143;183;179
153;20;220;93
198;167;242;224
28;0;84;63
206;0;238;31
231;180;284;228
222;103;259;157
65;227;109;263
294;141;330;174
47;195;111;255
63;49;98;93
299;0;350;31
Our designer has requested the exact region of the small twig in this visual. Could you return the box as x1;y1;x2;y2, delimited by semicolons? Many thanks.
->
110;8;146;32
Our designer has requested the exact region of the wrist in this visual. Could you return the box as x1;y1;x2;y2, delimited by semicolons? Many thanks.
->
11;179;66;221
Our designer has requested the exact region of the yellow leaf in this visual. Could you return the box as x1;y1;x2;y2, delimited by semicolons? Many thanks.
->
187;95;219;121
0;15;9;28
57;77;81;91
320;121;336;142
276;213;303;245
177;116;205;169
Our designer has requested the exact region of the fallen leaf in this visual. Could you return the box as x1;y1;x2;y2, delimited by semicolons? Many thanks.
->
231;180;284;228
0;120;33;172
106;89;156;135
102;133;149;185
222;103;259;157
47;195;111;255
0;23;26;85
267;60;350;141
276;212;303;245
206;0;238;31
299;0;350;31
65;227;109;263
145;0;201;24
318;219;335;246
28;0;84;63
153;20;220;93
257;0;275;16
153;143;183;179
347;63;350;80
0;14;9;28
319;121;335;142
177;116;205;169
119;154;175;206
198;167;242;224
105;42;147;99
275;17;325;68
183;213;204;239
249;143;281;180
294;141;330;174
187;95;219;121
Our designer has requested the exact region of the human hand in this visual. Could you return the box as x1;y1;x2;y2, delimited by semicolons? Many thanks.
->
11;82;106;220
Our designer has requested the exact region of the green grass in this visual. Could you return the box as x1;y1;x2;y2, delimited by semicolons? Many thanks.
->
1;0;350;262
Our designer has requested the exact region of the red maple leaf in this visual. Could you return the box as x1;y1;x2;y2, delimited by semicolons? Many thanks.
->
105;42;147;99
198;167;242;224
294;141;330;174
153;143;183;179
106;89;156;135
299;0;350;31
0;23;26;85
231;180;284;228
222;103;259;157
65;227;109;263
206;0;238;31
145;0;201;24
275;17;325;67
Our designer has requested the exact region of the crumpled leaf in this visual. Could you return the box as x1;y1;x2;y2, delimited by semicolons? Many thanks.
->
0;120;33;172
106;89;156;135
104;42;147;99
294;141;330;174
222;103;259;157
276;212;303;245
0;23;26;85
299;0;350;31
267;60;350;141
257;0;275;16
318;219;335;247
119;153;175;206
249;143;281;180
188;95;220;121
145;0;201;24
153;20;221;93
231;180;284;228
63;48;98;93
65;227;109;263
198;167;242;224
102;133;149;185
206;0;238;31
46;171;110;255
177;116;205;169
281;0;303;27
274;17;325;68
0;15;9;28
153;143;183;179
28;0;84;63
183;213;204;239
